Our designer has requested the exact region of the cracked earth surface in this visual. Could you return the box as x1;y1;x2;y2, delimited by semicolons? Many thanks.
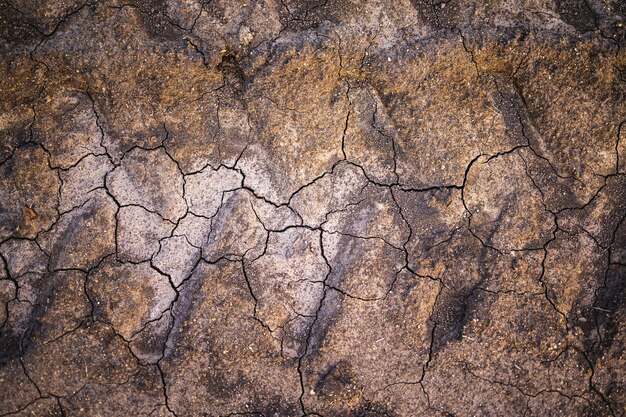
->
1;0;625;416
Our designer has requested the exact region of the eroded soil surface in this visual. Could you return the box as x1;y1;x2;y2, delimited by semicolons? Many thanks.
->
1;0;625;416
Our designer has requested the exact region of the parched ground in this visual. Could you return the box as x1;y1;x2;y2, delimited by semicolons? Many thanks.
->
1;0;625;416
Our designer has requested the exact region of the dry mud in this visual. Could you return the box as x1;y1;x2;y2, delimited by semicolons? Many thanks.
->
1;0;625;416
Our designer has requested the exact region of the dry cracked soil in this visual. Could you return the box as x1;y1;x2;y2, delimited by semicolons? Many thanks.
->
1;0;626;416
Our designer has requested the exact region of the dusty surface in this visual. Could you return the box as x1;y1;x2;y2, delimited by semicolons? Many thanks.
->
1;0;625;416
